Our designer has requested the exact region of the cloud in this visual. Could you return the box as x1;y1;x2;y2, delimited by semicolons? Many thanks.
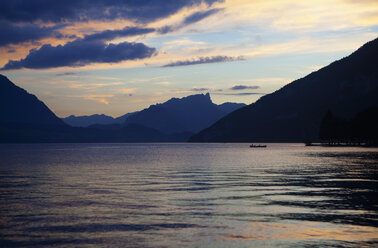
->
158;8;223;34
157;26;175;34
156;81;173;86
118;88;136;95
55;72;77;77
0;22;154;48
230;85;260;90
0;4;220;47
0;0;223;23
64;81;124;90
1;39;156;70
83;95;113;104
84;27;155;42
55;33;77;39
162;55;244;67
183;8;223;25
163;38;206;48
191;87;209;91
68;94;114;104
0;21;62;46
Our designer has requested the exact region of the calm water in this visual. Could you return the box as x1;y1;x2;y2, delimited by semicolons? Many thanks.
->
0;143;377;247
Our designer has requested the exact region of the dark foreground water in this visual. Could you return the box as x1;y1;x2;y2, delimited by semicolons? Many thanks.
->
0;143;377;247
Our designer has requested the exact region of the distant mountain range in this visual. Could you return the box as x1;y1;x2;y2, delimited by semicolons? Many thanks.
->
189;37;378;142
67;93;245;141
0;75;245;142
62;113;135;127
62;94;244;133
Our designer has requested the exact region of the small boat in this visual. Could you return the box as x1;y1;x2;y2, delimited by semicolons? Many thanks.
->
250;144;267;148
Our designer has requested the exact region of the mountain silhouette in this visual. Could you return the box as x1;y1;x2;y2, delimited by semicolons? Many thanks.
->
62;95;244;129
0;75;245;142
0;75;65;125
124;93;245;134
62;112;136;127
217;102;248;114
189;37;378;142
63;114;116;127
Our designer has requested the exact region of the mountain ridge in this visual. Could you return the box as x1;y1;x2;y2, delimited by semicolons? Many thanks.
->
123;93;246;134
62;112;136;127
189;37;378;142
62;93;245;129
0;75;65;126
0;75;245;142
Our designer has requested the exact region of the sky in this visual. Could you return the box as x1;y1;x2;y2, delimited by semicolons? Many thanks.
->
1;0;377;118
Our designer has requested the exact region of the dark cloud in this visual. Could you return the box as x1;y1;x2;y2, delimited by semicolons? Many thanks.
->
191;88;209;91
0;21;62;46
162;56;245;67
0;1;223;47
0;0;223;24
1;39;156;70
183;8;223;25
55;33;77;39
7;49;16;53
2;23;153;47
230;85;260;90
84;27;155;42
157;25;175;34
158;8;223;34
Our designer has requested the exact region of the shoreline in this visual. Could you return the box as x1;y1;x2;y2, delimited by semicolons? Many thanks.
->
306;143;377;148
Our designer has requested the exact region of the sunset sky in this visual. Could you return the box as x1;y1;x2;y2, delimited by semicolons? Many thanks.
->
1;0;377;117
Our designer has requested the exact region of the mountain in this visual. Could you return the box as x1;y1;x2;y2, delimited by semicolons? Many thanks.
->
62;114;116;127
123;93;246;134
217;102;246;113
62;112;136;127
114;112;136;123
0;74;65;125
190;37;378;142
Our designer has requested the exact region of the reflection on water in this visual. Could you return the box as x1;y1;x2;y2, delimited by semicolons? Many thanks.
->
0;143;377;247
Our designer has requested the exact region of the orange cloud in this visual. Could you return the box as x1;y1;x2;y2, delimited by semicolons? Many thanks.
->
69;94;114;104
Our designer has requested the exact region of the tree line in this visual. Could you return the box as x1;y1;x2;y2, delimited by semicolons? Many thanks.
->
319;107;378;146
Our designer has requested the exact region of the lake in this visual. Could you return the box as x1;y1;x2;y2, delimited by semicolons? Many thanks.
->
0;143;377;247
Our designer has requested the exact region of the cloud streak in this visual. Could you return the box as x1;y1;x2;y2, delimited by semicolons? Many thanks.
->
158;8;223;34
230;85;260;90
82;94;114;105
191;87;209;91
183;8;223;25
55;72;77;77
84;27;155;42
1;39;156;70
162;55;244;67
